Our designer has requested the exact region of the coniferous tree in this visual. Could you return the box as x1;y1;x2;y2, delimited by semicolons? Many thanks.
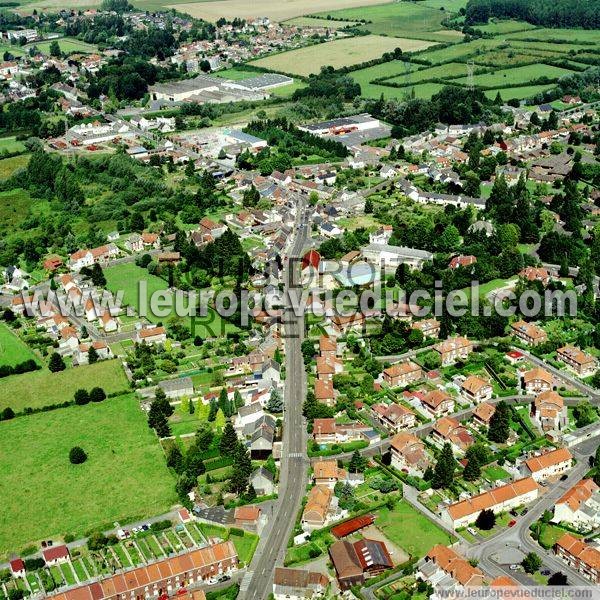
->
488;400;511;443
49;352;66;372
432;443;457;489
220;422;239;456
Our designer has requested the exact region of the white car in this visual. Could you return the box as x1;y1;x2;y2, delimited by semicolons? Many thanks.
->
510;565;519;571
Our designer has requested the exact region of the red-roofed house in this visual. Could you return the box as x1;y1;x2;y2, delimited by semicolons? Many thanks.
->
43;545;70;566
9;559;25;578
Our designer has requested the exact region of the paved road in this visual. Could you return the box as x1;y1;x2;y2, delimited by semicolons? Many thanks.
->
469;444;593;586
240;202;310;600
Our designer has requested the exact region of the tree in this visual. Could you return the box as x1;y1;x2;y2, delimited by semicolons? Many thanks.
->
230;443;252;495
88;346;99;364
166;445;184;473
1;407;14;420
522;552;542;574
488;400;511;443
196;422;214;448
90;387;106;403
207;398;218;422
463;451;481;481
301;339;315;366
74;389;90;405
91;263;106;286
573;400;597;428
49;40;61;57
69;446;87;464
475;509;496;530
266;388;283;413
463;170;481;198
548;572;568;585
49;352;66;372
348;449;367;474
219;422;239;456
234;389;244;410
432;443;457;489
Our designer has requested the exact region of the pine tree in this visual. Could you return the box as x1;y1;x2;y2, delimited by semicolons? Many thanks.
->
207;398;218;422
488;400;511;443
475;509;496;530
91;263;106;286
234;389;244;410
463;448;481;481
220;422;239;457
432;443;457;489
348;450;367;474
166;445;184;473
88;346;99;364
218;387;231;418
266;388;283;413
49;352;66;372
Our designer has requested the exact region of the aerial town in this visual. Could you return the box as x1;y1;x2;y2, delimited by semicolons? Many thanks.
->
0;0;599;599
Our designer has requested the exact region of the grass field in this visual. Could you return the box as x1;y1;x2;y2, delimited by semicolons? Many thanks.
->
504;28;600;44
386;61;471;84
312;2;456;41
484;84;555;101
0;394;176;555
167;0;391;22
283;16;355;29
0;188;34;234
0;322;38;367
475;19;538;35
0;359;129;413
252;35;436;77
375;501;455;559
0;136;26;154
452;63;574;88
26;37;98;55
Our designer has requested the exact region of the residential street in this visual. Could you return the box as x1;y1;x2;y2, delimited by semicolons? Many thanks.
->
239;201;310;600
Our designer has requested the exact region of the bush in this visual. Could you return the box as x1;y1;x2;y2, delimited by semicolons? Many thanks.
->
229;527;244;537
69;446;87;464
74;389;90;405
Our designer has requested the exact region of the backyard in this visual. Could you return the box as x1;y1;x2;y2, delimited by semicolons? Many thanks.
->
0;322;39;367
0;394;176;556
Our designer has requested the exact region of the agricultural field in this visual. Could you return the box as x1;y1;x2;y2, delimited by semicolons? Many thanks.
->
312;1;460;41
0;359;129;413
484;84;556;101
167;0;391;23
0;394;176;556
385;61;471;84
251;35;436;77
504;28;600;45
283;16;355;29
475;19;538;35
0;322;39;367
452;63;574;88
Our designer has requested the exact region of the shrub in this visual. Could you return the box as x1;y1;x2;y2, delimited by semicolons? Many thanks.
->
69;446;87;464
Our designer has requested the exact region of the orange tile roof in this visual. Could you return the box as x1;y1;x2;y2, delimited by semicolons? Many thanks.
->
313;460;344;480
234;505;260;521
523;367;553;385
384;360;421;378
473;402;495;423
557;478;599;512
524;447;573;473
461;375;491;394
556;533;600;571
423;390;452;409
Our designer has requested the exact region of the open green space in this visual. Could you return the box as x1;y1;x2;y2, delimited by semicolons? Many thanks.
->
0;358;129;413
25;36;98;55
0;394;176;556
504;28;600;45
0;155;29;179
483;465;511;481
375;501;455;558
453;64;574;88
283;16;355;29
484;84;556;101
0;322;38;367
312;2;457;41
0;136;26;154
475;19;538;35
231;532;259;566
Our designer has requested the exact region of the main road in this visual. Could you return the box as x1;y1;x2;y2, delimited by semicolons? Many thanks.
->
239;201;310;600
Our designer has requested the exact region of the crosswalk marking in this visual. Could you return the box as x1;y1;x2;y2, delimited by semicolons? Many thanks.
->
288;452;304;458
239;571;254;592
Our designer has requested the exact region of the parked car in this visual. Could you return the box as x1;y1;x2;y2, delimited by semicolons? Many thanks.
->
467;527;477;536
508;520;517;527
510;565;519;571
541;570;551;576
218;575;230;583
560;474;568;481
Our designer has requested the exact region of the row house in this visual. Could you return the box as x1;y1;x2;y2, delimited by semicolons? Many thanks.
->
553;479;600;530
441;477;541;529
434;336;473;366
69;244;119;270
555;534;600;584
511;320;548;346
520;447;573;482
417;545;485;589
557;345;597;377
382;360;422;388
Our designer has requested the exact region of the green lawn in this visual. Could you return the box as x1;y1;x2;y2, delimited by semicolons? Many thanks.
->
484;84;556;101
0;136;26;154
0;358;129;413
452;64;574;88
483;465;511;481
0;394;176;556
0;322;38;367
231;532;259;566
25;37;98;55
375;501;455;558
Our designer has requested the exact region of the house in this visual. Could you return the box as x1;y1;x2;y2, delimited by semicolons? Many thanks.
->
552;479;600;530
432;416;473;453
371;403;416;432
460;376;493;404
434;336;473;366
302;486;335;530
234;505;261;529
9;559;25;578
531;390;567;431
383;360;422;388
390;432;430;476
555;534;600;584
141;232;161;249
472;402;495;428
261;359;281;383
313;460;347;489
421;390;455;418
448;255;477;270
159;377;194;399
319;335;337;361
43;545;70;566
125;233;143;252
199;217;227;241
250;418;275;459
522;367;553;394
312;418;337;444
329;539;393;590
273;567;328;600
417;545;485;588
235;403;265;431
51;541;238;600
369;225;393;245
441;477;541;528
412;318;440;339
510;320;547;346
519;266;551;286
521;447;573;482
100;311;118;333
136;326;167;345
75;342;112;365
250;466;276;496
315;379;335;407
557;345;597;377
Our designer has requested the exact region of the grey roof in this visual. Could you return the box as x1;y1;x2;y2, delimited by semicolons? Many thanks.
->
234;73;292;90
238;403;264;418
251;466;275;483
363;243;433;261
150;74;219;96
158;377;193;392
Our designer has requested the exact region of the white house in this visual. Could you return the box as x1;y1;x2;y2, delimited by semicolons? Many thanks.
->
552;479;600;531
520;447;573;482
